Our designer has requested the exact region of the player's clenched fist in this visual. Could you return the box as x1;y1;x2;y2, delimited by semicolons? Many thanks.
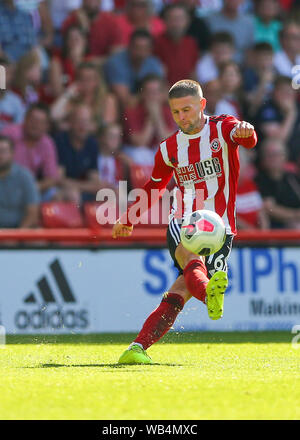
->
112;219;133;239
233;121;254;138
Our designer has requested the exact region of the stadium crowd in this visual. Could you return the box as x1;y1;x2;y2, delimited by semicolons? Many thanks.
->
0;0;300;230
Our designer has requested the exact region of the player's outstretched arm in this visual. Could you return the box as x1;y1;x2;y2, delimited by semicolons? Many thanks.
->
112;219;133;239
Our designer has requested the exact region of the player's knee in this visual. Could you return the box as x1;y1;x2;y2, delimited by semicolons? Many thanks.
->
175;242;204;270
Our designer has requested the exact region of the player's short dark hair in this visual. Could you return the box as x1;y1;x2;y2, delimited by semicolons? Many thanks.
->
168;80;203;100
210;32;234;48
129;28;153;45
0;134;14;150
252;42;274;53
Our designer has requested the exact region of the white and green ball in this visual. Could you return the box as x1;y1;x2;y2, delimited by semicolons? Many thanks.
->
180;209;226;256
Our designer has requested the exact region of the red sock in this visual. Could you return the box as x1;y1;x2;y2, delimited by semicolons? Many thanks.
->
134;292;184;350
183;259;209;304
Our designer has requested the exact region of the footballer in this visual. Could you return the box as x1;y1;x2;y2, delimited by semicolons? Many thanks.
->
112;79;257;364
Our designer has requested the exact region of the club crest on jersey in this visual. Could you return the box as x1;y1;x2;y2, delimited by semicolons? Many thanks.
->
210;138;221;153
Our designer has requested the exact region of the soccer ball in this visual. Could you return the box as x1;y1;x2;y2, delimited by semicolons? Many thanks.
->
180;210;226;256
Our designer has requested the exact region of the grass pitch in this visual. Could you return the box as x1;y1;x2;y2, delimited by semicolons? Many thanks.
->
1;331;300;420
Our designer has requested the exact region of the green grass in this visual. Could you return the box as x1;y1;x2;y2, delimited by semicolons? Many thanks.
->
1;332;300;420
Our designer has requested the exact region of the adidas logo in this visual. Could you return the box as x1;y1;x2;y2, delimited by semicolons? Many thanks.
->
24;259;76;304
15;259;89;331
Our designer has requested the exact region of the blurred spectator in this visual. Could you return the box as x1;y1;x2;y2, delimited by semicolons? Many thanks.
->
243;42;275;117
202;80;222;116
97;123;131;190
104;29;164;108
0;135;39;228
117;0;165;45
253;0;282;52
50;0;82;45
155;4;198;85
2;103;59;198
236;148;269;230
53;104;101;203
49;25;89;98
12;49;43;108
215;61;244;119
0;56;25;129
62;0;123;60
180;0;211;52
196;32;235;85
16;0;54;51
274;20;300;77
0;0;37;62
205;0;254;62
254;75;300;162
256;138;300;229
123;74;176;164
51;61;118;130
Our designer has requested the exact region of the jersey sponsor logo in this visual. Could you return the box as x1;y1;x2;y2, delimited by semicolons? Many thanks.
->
210;138;221;153
176;157;222;185
195;157;222;181
176;164;197;184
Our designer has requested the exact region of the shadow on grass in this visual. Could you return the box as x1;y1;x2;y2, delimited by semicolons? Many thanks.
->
22;362;183;369
7;331;291;346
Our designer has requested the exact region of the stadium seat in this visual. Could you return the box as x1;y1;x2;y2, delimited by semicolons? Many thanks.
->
41;202;84;228
129;164;153;188
84;202;119;229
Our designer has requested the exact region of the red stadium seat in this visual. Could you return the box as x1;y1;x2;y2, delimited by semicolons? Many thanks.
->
41;202;84;228
84;202;120;229
129;164;153;188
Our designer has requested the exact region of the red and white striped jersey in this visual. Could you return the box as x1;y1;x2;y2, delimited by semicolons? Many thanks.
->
124;114;257;235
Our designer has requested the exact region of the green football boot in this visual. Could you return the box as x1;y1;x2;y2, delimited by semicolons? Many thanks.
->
118;344;153;365
206;270;228;320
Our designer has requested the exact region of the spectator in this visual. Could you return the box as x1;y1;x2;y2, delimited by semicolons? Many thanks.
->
104;29;164;108
16;0;54;51
253;0;282;51
215;61;244;119
97;123;131;190
254;75;300;162
2;103;59;199
49;25;89;98
123;74;176;164
236;148;269;230
0;135;39;228
0;0;37;62
205;0;254;62
196;32;235;85
0;56;26;130
155;4;199;86
243;42;276;117
12;49;43;109
180;0;211;52
256;138;300;229
62;0;123;60
53;104;101;203
202;80;222;116
51;61;118;130
50;0;82;46
274;20;300;77
117;0;165;45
